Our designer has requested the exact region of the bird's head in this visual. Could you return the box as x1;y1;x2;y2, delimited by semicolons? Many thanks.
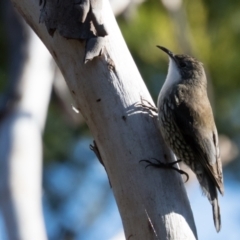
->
157;46;205;82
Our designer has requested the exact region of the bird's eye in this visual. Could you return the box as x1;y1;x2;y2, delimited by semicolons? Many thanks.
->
179;61;187;68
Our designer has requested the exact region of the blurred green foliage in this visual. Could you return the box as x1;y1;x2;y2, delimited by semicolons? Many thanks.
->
43;101;74;162
118;0;240;137
43;99;88;163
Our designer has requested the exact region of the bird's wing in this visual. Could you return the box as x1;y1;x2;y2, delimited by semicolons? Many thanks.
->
170;94;224;194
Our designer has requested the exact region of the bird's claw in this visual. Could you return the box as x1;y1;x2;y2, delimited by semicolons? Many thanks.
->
136;97;158;113
140;158;189;182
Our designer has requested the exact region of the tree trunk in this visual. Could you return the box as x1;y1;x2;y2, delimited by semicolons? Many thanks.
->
0;3;53;239
10;0;198;239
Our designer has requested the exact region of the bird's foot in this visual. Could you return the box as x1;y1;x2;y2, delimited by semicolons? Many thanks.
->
90;140;112;188
135;97;158;114
140;158;189;182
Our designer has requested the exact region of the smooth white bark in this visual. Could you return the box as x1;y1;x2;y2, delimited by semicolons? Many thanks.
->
11;0;198;239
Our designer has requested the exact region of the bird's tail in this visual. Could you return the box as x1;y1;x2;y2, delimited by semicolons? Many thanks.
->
211;196;221;232
197;174;221;232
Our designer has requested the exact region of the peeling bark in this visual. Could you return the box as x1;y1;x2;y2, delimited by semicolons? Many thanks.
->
39;0;108;63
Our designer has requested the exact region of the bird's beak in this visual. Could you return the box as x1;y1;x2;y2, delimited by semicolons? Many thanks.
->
157;46;178;64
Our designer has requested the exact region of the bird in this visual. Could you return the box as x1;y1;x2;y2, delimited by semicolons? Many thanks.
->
156;46;224;232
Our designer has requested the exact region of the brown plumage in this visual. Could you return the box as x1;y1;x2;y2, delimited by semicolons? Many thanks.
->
157;46;224;232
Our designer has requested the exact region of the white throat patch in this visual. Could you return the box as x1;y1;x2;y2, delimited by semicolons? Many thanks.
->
158;57;181;102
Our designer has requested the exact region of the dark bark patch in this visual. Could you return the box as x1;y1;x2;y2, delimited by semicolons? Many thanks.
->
39;0;108;62
122;115;126;121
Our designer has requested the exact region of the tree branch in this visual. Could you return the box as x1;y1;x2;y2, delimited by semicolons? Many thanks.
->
10;0;198;238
